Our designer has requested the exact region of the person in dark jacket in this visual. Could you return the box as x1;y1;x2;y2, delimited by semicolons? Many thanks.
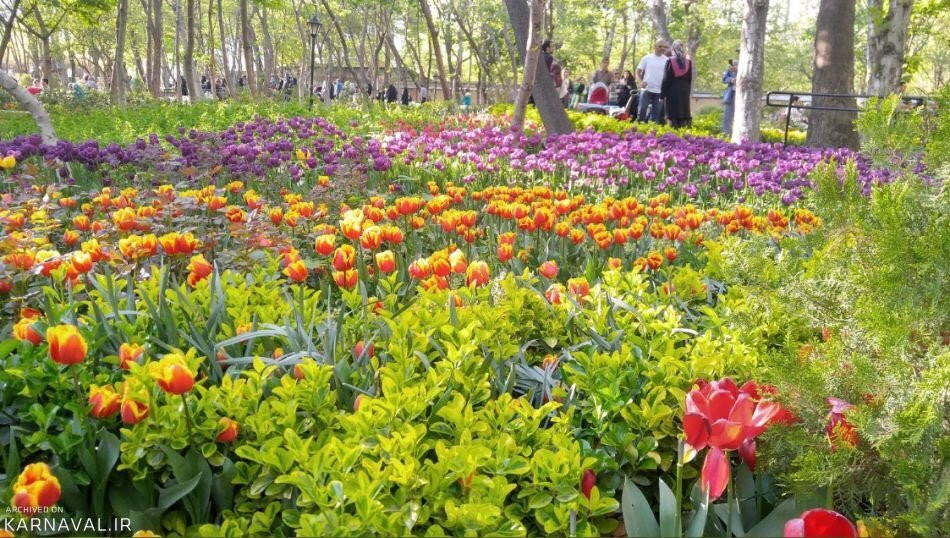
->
661;40;693;128
401;86;410;105
385;84;398;103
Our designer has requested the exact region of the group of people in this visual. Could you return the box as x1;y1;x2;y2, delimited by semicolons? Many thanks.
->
538;38;695;128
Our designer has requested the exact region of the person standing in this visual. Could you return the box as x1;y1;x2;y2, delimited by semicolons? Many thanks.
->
385;83;398;103
721;61;737;136
401;86;410;105
617;69;635;112
635;39;669;123
419;85;428;103
661;40;694;128
559;68;573;107
591;59;613;87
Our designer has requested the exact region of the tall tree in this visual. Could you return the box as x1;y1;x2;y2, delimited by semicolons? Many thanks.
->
239;0;258;97
418;0;451;100
511;0;544;132
732;0;769;144
110;0;129;104
807;0;859;149
865;0;914;96
0;0;22;66
0;70;55;143
647;0;672;43
504;0;572;135
183;0;199;99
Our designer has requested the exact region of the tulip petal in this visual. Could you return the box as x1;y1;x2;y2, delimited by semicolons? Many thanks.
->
799;509;858;538
685;390;710;416
709;419;744;450
683;413;711;451
700;447;730;501
826;397;854;415
739;438;756;472
714;377;740;397
783;517;805;537
738;380;761;399
729;393;755;425
708;389;737;421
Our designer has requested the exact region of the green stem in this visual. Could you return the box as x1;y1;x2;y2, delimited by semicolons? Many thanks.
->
726;472;734;538
181;393;196;441
675;440;684;534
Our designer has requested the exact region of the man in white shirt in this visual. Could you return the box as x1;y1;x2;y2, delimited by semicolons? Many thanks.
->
635;39;670;123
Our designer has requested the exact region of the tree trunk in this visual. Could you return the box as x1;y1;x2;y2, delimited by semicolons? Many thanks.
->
110;0;129;104
647;0;672;44
216;0;232;91
184;0;199;99
602;19;616;62
866;0;914;96
0;70;55;143
504;0;572;135
419;0;452;100
239;0;258;97
684;0;702;59
731;0;769;144
0;0;22;66
807;0;859;149
512;0;544;132
257;5;275;93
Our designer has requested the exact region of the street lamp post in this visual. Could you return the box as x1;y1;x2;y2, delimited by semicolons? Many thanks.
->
307;14;321;110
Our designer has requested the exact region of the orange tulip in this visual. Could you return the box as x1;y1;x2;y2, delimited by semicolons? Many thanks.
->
332;245;356;271
187;254;213;287
149;353;195;394
70;251;93;275
89;384;121;419
408;258;432;279
646;251;664;270
119;342;144;369
46;324;87;365
268;207;284;225
11;463;61;513
353;340;375;360
538;260;559;279
112;207;137;231
568;277;590;297
545;284;565;305
497;243;513;263
466;261;490;287
283;260;309;282
333;270;358;289
120;395;149;425
665;246;678;262
63;229;81;246
216;417;239;443
315;234;336;256
449;250;467;274
359;225;382;250
430;253;451;277
13;317;43;345
4;250;35;271
375;250;396;273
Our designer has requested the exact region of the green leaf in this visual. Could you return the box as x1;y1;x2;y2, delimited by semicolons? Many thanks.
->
713;497;746;537
158;474;202;511
0;339;18;361
658;478;679;538
622;476;659;538
736;462;758;531
746;499;799;538
684;485;709;538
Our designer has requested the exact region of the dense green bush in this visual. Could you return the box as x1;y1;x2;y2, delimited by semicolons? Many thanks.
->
707;164;949;536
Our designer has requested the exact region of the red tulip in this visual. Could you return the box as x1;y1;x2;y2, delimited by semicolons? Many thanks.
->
683;378;781;451
581;469;596;500
739;438;756;471
538;260;559;279
825;397;859;451
783;509;857;538
216;418;239;443
700;447;729;501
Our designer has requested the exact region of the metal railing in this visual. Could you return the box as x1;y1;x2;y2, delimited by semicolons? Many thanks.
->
765;90;926;147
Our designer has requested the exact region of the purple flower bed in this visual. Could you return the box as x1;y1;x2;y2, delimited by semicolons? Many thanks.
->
0;116;908;204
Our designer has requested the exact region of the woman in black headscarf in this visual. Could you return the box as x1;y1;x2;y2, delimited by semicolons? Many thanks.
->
401;86;410;105
661;40;693;128
386;84;398;103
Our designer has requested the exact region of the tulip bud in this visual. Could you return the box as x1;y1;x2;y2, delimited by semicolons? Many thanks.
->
11;463;61;514
216;417;239;443
149;353;196;395
581;469;596;500
353;340;375;360
46;324;88;365
88;385;121;419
